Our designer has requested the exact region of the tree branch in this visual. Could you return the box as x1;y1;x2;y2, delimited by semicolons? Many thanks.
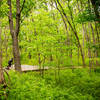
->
8;0;14;36
16;0;21;36
20;0;25;13
54;0;68;32
56;0;85;66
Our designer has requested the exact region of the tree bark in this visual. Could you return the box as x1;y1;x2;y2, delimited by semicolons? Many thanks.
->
0;26;4;84
95;22;99;42
4;27;9;63
12;34;21;71
90;23;99;66
82;24;92;67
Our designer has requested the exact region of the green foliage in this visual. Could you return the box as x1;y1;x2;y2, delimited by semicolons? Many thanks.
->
0;0;8;18
0;69;100;100
1;0;100;67
76;8;97;23
0;0;100;99
21;0;35;17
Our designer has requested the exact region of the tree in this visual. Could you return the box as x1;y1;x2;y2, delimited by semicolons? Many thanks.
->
0;25;4;84
90;0;100;21
7;0;24;71
55;0;85;66
7;0;36;71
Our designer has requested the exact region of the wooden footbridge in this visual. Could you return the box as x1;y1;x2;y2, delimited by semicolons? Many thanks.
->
9;65;97;72
10;65;48;72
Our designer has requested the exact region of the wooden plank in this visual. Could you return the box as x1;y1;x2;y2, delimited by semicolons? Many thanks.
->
10;65;49;72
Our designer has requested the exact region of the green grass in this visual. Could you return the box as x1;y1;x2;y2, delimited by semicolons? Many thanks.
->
0;68;100;100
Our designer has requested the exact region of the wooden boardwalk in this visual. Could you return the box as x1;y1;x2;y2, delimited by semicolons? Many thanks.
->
10;65;97;72
11;65;48;72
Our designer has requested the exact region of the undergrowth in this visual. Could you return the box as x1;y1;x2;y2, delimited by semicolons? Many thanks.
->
0;69;100;100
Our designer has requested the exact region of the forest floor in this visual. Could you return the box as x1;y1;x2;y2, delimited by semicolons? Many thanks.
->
1;68;100;100
0;67;100;100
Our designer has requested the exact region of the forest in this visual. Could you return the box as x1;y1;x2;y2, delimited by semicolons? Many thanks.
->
0;0;100;99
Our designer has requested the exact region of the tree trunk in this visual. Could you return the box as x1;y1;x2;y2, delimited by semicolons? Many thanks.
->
4;27;8;63
0;64;4;84
0;61;4;84
12;34;21;71
0;27;4;84
8;0;21;71
95;22;99;42
82;24;92;67
90;23;99;66
56;0;85;66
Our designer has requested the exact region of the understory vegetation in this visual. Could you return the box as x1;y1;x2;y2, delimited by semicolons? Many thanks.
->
0;69;100;100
